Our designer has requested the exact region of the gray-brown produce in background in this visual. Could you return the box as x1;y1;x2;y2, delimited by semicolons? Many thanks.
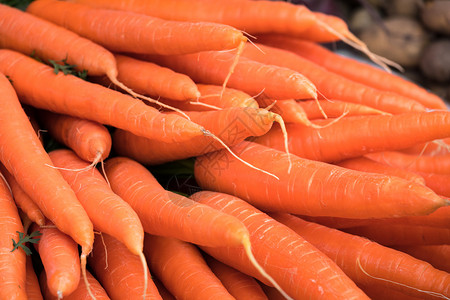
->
420;39;450;82
421;0;450;35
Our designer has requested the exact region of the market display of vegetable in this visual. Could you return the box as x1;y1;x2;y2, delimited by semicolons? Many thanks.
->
0;0;449;299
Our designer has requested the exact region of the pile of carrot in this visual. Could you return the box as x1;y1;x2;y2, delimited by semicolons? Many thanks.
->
0;0;449;299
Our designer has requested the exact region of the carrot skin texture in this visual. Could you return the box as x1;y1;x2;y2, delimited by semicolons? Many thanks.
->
26;256;43;300
194;141;445;218
49;149;144;256
393;245;450;273
0;71;94;252
255;111;450;163
0;173;27;300
103;157;250;248
272;213;450;300
257;35;447;110
88;233;161;300
190;191;370;300
144;234;235;300
0;49;203;143
38;110;112;163
298;99;386;120
113;107;275;165
418;172;450;197
256;97;311;125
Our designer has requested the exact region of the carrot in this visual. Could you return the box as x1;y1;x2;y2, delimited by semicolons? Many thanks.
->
204;255;268;300
144;234;235;300
0;171;27;300
152;278;176;300
113;107;277;165
26;256;43;300
255;97;313;125
39;269;110;300
417;172;450;197
298;99;387;120
37;110;112;165
393;245;450;273
400;138;450;156
0;49;204;143
137;51;318;101
255;111;450;163
0;71;94;273
191;190;370;300
256;35;447;110
30;222;81;299
335;157;426;185
194;141;447;218
241;43;426;114
357;283;428;300
88;232;161;300
0;164;45;226
272;213;450;300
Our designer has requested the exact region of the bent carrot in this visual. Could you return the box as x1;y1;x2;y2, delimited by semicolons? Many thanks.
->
272;213;450;299
256;35;447;110
38;110;112;165
194;141;447;218
28;0;247;55
191;191;370;300
26;256;43;300
144;234;235;300
0;49;204;143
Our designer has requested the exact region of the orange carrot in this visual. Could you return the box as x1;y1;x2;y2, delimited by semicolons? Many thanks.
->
357;283;426;300
28;0;247;55
88;233;161;300
138;51;318;101
30;222;81;299
256;35;447;110
39;269;110;300
113;107;277;165
152;278;176;300
272;213;450;300
256;97;313;125
38;110;112;165
194;141;447;218
144;234;235;300
0;172;27;300
0;49;204;143
417;172;450;197
26;256;43;300
191;190;370;300
400;138;450;156
241;43;426;114
393;245;450;273
0;71;94;264
205;255;268;300
255;111;450;163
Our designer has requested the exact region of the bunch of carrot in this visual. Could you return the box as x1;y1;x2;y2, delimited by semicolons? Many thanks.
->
0;0;449;299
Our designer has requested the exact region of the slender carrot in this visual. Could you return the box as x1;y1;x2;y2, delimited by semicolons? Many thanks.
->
241;43;426;114
417;172;450;197
0;71;94;264
30;222;81;299
272;213;450;300
394;245;450;273
0;49;204;143
137;51;318;101
256;35;447;110
39;269;110;300
255;111;450;163
204;255;269;300
27;0;247;55
88;233;161;300
0;171;27;300
26;256;43;300
191;190;370;300
144;234;235;300
400;138;450;156
113;107;277;165
38;110;112;165
194;141;447;218
256;97;313;125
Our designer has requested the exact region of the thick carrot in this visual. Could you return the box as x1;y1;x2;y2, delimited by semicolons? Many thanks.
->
26;256;43;300
39;269;110;300
138;51;318;101
256;35;447;110
0;172;27;300
194;141;447;218
0;71;94;260
191;191;370;300
394;245;450;273
88;233;161;300
28;0;247;55
255;111;450;163
30;222;81;298
152;278;176;300
113;107;277;165
241;43;426;114
38;110;112;165
205;255;268;300
144;234;235;300
0;49;204;143
272;213;450;300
